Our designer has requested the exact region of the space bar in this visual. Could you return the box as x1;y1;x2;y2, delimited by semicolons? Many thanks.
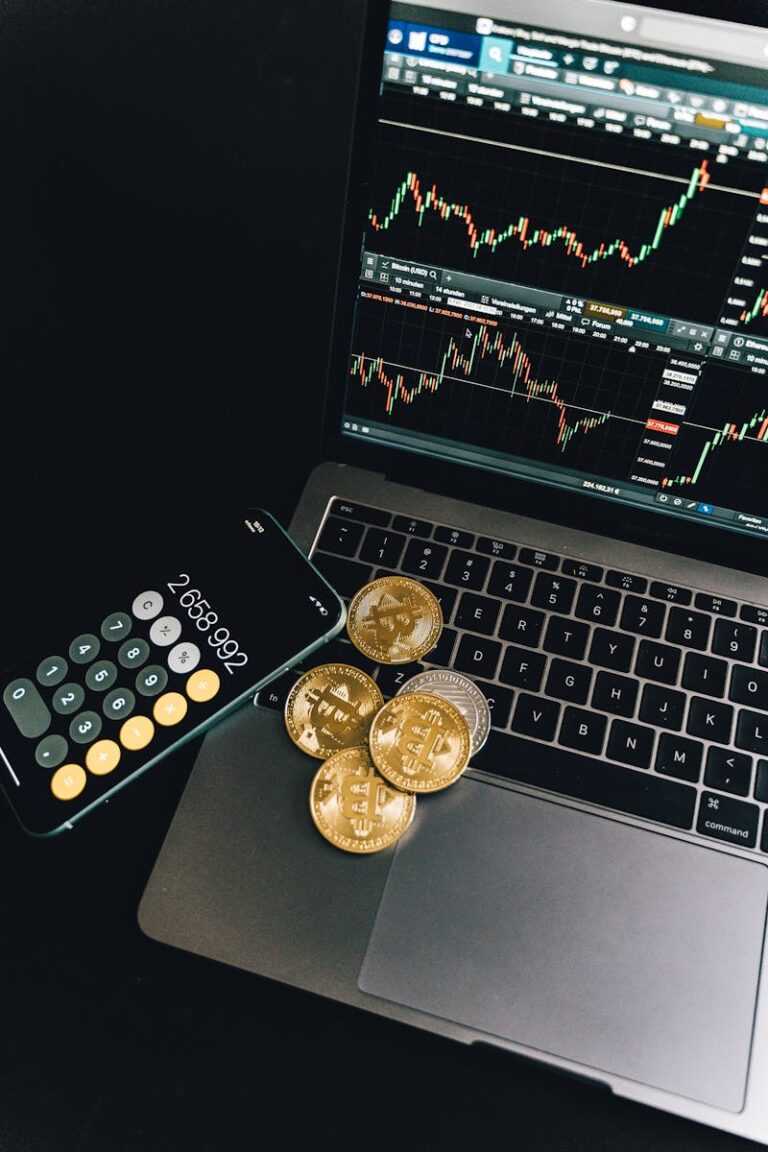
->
472;731;696;830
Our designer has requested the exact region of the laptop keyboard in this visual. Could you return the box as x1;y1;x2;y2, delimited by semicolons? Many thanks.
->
259;497;768;854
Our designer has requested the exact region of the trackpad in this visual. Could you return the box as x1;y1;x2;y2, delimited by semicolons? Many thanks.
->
359;778;768;1112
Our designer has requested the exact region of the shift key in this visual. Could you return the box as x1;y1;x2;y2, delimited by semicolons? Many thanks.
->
3;678;51;738
697;791;759;848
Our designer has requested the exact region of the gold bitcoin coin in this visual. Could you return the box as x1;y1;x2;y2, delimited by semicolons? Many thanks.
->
369;691;470;793
309;745;416;854
347;576;443;665
285;664;384;760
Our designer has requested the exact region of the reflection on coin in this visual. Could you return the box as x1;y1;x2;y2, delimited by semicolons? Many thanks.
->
285;664;384;760
369;692;470;793
347;576;443;665
309;746;416;854
397;669;490;756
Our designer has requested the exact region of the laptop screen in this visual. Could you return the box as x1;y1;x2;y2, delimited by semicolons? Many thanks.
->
339;0;768;539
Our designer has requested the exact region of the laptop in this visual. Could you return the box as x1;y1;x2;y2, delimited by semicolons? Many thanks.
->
140;0;768;1140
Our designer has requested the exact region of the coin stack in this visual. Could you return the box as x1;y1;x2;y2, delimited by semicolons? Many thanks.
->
283;576;491;854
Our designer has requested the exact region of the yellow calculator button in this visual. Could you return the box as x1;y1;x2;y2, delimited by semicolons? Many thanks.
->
86;739;121;776
153;692;188;727
119;715;154;751
186;669;221;704
51;764;87;801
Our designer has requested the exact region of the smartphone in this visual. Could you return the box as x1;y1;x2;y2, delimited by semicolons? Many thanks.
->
0;510;345;835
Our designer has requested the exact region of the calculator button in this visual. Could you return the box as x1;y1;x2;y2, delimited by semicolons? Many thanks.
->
101;612;132;642
3;679;51;738
168;642;200;675
150;616;182;647
69;711;102;745
119;715;154;751
52;683;86;716
153;692;188;727
132;590;164;621
86;740;121;776
118;639;150;671
85;661;118;693
36;656;68;688
135;665;168;698
103;688;135;722
50;763;86;801
35;734;68;769
186;669;221;704
69;634;101;665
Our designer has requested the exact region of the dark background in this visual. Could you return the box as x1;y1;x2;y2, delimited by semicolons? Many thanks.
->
0;2;762;1148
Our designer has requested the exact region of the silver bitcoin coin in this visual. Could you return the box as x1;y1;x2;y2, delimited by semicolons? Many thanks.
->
397;668;491;757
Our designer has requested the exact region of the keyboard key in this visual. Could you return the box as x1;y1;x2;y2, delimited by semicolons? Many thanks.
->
531;573;576;615
359;527;406;568
730;665;768;711
519;548;559;571
401;539;448;581
665;607;711;650
704;748;752;797
589;628;634;672
655;733;702;782
377;663;425;698
591;671;638;718
694;593;736;617
639;684;685;730
575;584;620;626
650;581;692;605
762;814;768;853
740;604;768;626
606;719;655;769
543;617;589;661
686;697;733;744
755;760;768;802
434;525;474;548
545;659;592;705
619;596;665;638
316;516;364;558
606;570;647;594
313;553;372;598
561;559;604;582
682;652;727;699
477;536;516;560
499;604;545;648
499;646;546;692
257;671;298;711
559;707;607;755
712;620;757;663
392;515;432;538
444;550;490;591
487;561;533;603
454;635;502;680
474;730;695;829
473;680;514;729
428;627;457;667
760;633;768;669
511;694;560;741
697;792;759;848
454;592;502;636
330;499;390;527
736;710;768;756
635;640;681;685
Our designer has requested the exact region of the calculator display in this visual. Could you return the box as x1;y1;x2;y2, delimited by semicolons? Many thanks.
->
0;511;345;835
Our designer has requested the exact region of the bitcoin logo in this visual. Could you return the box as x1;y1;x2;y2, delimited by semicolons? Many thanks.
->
339;769;389;838
363;592;420;649
369;692;471;793
310;747;416;854
307;684;364;743
399;708;448;777
347;576;443;665
284;664;384;760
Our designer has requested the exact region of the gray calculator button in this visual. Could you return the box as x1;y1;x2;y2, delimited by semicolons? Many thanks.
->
101;612;132;642
136;665;168;698
69;711;102;745
103;688;135;721
35;734;68;769
36;656;68;688
3;679;51;739
69;634;101;665
53;683;86;716
85;661;118;693
168;642;200;674
118;638;150;670
132;591;164;621
150;616;182;647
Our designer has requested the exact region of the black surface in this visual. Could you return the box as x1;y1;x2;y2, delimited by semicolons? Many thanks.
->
0;1;764;1148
